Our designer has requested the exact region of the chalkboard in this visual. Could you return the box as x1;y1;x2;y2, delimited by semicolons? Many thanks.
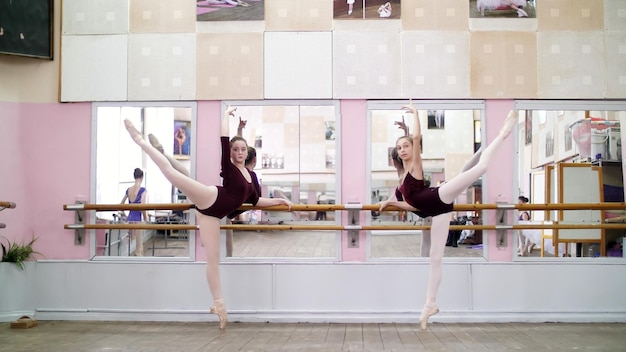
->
0;0;53;59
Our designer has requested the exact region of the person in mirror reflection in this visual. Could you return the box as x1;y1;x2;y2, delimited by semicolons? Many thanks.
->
225;117;262;257
124;106;292;330
120;168;148;257
516;196;535;256
379;102;517;330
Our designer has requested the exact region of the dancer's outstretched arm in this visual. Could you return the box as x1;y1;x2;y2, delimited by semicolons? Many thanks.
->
403;103;423;180
222;106;236;137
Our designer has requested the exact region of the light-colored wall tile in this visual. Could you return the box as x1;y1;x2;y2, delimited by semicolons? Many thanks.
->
537;31;606;98
62;0;129;35
604;0;626;30
605;32;626;98
129;0;195;33
61;35;128;102
470;31;537;98
402;31;470;98
402;0;468;31
127;34;196;100
265;0;332;31
333;30;402;99
196;33;264;100
264;32;332;99
538;0;603;31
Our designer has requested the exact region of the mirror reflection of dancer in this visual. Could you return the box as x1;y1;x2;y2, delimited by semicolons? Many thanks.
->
379;102;516;330
203;0;250;7
124;106;292;329
120;168;148;256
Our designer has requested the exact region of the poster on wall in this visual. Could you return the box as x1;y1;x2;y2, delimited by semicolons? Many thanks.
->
173;120;191;159
334;0;401;20
196;0;264;21
469;0;536;18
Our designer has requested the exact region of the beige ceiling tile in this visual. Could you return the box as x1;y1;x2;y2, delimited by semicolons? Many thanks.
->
537;31;606;98
538;0;603;31
402;0;468;30
196;33;264;100
130;0;195;33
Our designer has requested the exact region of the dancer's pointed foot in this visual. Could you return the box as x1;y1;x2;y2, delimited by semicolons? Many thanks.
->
517;8;528;17
124;119;144;144
419;304;439;330
499;110;517;140
210;299;228;330
148;134;164;154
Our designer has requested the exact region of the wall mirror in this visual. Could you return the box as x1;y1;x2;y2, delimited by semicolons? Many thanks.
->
91;102;196;260
515;101;626;261
223;101;340;259
367;100;485;259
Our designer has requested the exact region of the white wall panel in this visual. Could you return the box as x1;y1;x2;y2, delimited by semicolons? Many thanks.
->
537;31;607;99
402;31;470;98
264;32;332;99
62;0;129;35
605;32;626;99
333;30;402;99
127;34;196;101
8;261;623;324
61;35;128;102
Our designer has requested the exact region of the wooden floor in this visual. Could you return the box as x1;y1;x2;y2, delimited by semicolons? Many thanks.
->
2;321;625;351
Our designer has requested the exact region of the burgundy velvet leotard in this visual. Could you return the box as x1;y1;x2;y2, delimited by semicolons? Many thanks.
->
396;172;453;218
226;170;261;220
196;137;259;219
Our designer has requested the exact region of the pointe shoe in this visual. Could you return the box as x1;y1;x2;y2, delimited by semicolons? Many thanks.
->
499;110;517;139
124;119;144;144
210;299;228;330
148;134;164;154
517;8;528;17
419;304;439;330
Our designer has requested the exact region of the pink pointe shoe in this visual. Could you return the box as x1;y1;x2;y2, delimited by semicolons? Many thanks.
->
419;304;439;330
517;8;528;17
210;299;228;330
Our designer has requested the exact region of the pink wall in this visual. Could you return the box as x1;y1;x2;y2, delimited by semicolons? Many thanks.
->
194;101;222;261
340;100;368;261
0;101;91;259
484;100;515;262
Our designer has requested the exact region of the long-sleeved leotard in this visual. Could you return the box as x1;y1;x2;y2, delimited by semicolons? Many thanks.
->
196;137;259;219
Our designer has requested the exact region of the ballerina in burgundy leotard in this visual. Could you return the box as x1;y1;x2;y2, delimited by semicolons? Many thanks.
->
124;106;292;330
379;102;517;330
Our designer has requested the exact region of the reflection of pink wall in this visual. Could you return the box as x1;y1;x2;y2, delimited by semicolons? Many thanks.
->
0;101;91;259
484;100;515;262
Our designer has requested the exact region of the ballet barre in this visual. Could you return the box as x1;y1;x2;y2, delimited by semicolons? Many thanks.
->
64;222;626;231
0;201;17;210
63;202;626;212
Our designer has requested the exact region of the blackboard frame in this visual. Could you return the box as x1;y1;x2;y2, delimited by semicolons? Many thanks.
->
0;0;54;59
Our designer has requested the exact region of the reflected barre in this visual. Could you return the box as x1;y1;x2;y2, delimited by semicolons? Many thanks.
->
63;202;626;212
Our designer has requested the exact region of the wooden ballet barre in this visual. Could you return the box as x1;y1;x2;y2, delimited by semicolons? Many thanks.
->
65;222;626;232
63;202;626;212
0;201;16;209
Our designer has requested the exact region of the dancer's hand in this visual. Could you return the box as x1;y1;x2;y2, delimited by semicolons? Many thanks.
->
394;116;409;136
238;117;247;130
402;103;417;115
282;199;293;211
378;199;391;211
225;105;237;117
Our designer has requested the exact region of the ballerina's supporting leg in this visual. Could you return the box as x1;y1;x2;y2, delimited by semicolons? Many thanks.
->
124;119;228;329
419;213;450;329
